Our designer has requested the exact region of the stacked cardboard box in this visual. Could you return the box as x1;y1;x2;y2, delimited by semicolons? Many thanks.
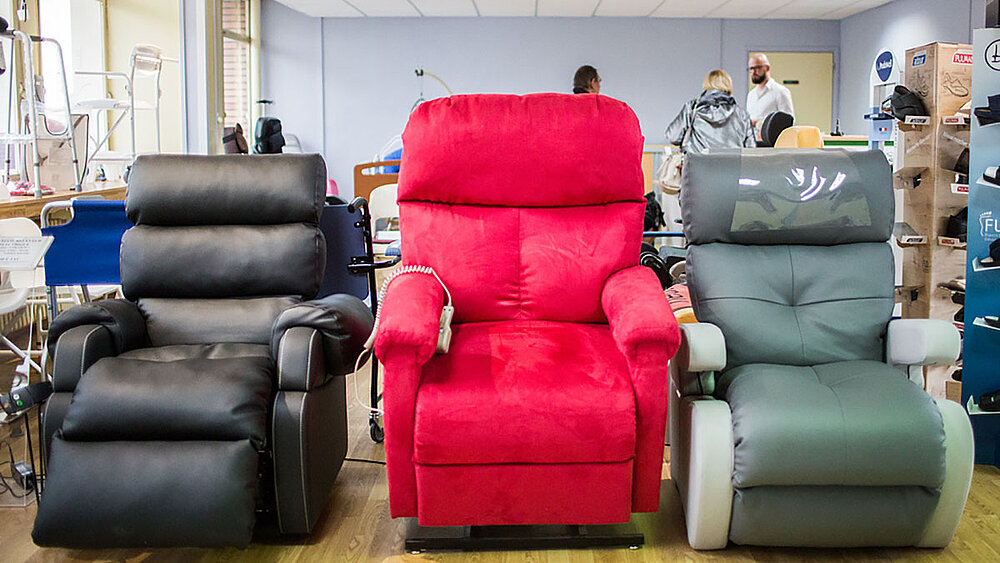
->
895;42;971;394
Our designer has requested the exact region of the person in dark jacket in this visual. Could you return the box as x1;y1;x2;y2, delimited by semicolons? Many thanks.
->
664;69;755;154
572;65;601;94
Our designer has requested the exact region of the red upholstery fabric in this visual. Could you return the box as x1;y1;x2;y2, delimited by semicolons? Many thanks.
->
380;94;675;524
415;462;634;526
400;202;642;323
602;266;681;511
398;94;644;207
374;273;444;518
414;321;636;465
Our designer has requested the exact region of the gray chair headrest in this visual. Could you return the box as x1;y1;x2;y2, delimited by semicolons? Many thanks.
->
681;149;893;246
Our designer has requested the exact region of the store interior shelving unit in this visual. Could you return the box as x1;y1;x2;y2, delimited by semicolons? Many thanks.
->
893;42;971;395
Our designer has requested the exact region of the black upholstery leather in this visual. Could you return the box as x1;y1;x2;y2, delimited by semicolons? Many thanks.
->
50;324;115;392
33;438;259;548
271;293;375;377
276;327;326;391
126;154;325;226
121;225;325;300
138;297;299;346
34;154;373;548
61;353;272;446
46;299;148;357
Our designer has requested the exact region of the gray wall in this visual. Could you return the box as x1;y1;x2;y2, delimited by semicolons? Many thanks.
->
307;14;839;193
839;0;986;135
261;0;325;155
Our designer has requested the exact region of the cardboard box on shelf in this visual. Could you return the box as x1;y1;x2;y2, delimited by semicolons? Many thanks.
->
904;42;973;120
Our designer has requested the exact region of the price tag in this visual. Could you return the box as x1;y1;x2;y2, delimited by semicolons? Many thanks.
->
0;237;53;270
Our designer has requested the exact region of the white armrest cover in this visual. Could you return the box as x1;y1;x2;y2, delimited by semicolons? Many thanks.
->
887;319;960;367
679;323;727;372
670;323;727;397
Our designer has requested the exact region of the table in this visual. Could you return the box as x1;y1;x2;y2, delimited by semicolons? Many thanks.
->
0;182;126;220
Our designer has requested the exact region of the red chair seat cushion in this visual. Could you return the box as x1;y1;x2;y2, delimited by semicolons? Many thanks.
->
413;320;636;465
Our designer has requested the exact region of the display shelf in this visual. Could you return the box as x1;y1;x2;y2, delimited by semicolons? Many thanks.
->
938;236;967;248
972;257;1000;272
972;316;1000;332
894;222;927;246
967;395;1000;416
897;42;971;326
894;166;928;181
976;174;1000;190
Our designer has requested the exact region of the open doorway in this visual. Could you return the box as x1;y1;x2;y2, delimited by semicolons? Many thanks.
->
749;51;834;133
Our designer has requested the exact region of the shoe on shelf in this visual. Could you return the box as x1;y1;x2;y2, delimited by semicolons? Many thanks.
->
946;207;968;242
979;389;1000;412
981;239;1000;268
951;369;962;382
938;277;966;293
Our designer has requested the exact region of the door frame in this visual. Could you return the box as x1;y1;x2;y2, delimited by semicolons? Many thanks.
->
746;45;840;131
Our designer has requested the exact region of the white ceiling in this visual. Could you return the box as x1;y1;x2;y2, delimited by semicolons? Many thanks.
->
279;0;894;19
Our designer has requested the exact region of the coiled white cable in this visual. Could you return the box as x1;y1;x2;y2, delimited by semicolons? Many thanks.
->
351;266;453;414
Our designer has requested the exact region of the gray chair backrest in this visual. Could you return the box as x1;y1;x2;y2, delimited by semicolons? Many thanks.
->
681;149;895;369
121;154;327;346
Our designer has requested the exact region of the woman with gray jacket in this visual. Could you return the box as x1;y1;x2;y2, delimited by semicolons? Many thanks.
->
665;69;756;153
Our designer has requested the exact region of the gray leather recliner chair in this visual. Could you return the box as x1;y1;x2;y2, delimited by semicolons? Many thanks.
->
670;149;973;549
32;154;374;548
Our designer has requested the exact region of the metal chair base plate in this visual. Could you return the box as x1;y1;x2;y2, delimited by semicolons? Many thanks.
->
404;521;643;553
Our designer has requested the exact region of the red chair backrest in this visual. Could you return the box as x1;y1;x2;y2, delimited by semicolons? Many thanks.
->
398;93;645;323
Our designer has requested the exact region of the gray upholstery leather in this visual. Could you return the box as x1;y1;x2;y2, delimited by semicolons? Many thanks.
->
126;154;325;226
688;242;894;368
681;149;893;246
60;353;272;447
680;150;949;548
729;485;940;547
121;224;324;300
33;438;259;548
717;360;946;488
138;297;299;346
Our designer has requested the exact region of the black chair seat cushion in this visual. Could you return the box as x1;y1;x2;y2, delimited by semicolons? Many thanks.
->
60;345;273;447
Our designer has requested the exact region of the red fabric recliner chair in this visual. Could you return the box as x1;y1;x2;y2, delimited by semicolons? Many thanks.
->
374;94;681;547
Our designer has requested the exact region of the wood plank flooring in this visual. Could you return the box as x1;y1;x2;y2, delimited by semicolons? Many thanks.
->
1;360;999;562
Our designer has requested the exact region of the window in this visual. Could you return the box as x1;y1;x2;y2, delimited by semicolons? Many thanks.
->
221;0;251;131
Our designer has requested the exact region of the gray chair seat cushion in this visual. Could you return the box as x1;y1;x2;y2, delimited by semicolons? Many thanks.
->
61;345;273;447
716;360;945;488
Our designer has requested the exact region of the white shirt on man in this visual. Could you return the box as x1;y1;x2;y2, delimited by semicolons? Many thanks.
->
746;78;795;123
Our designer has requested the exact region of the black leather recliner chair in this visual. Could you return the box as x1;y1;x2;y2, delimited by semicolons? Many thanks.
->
32;154;374;548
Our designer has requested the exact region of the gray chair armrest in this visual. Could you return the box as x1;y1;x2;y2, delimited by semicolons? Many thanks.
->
47;299;148;358
50;325;116;393
887;319;960;366
270;293;374;377
670;323;727;396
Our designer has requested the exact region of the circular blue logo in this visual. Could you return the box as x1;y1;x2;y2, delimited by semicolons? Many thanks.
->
875;51;893;82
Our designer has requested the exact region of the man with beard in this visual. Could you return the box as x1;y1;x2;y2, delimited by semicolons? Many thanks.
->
746;53;795;130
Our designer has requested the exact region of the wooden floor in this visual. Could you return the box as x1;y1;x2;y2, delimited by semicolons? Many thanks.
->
1;353;999;562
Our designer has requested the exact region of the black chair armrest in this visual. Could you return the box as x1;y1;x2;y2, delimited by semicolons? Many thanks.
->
270;294;374;378
50;325;116;392
47;299;148;358
275;327;326;391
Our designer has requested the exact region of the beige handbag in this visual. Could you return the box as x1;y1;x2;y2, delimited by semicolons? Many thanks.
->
654;148;684;195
